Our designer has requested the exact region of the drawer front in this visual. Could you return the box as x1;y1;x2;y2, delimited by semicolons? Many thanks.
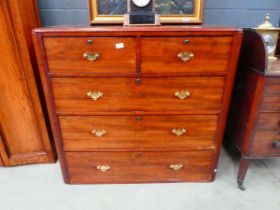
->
66;150;215;183
59;115;218;151
261;96;280;111
254;113;280;155
44;37;136;74
252;131;280;155
261;79;280;111
257;113;280;130
52;77;225;114
264;78;280;96
141;37;232;73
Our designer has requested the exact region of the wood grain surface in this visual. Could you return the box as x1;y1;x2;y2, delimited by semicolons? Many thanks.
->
261;96;280;111
257;113;280;130
44;37;136;74
264;78;280;95
52;77;225;114
0;0;55;166
65;150;215;184
252;131;280;155
141;37;232;73
59;115;217;151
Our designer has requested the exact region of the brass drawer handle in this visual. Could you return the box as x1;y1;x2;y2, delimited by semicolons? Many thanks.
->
170;163;184;171
92;129;106;138
83;52;100;61
177;51;194;62
273;141;280;149
97;165;111;172
172;128;187;136
175;90;191;100
87;91;103;100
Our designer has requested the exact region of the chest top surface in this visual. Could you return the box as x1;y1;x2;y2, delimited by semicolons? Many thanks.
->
33;25;241;35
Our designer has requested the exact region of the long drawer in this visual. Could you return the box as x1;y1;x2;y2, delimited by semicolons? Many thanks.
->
59;115;218;151
65;150;215;184
52;77;225;114
141;37;232;73
44;37;136;74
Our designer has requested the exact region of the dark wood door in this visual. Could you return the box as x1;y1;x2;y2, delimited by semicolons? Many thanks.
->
0;0;56;166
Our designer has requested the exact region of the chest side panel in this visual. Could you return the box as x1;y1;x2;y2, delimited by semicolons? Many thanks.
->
226;69;264;154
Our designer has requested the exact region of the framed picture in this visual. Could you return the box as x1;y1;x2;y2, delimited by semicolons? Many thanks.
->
89;0;204;24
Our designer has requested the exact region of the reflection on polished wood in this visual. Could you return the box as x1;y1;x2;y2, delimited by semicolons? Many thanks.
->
59;115;217;151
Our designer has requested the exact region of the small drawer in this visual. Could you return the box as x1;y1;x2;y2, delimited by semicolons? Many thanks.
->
264;78;280;96
257;113;280;130
252;131;280;155
254;113;280;155
141;37;232;74
65;150;215;184
59;115;218;151
51;77;225;114
261;78;280;111
261;96;280;111
44;37;136;74
261;79;280;111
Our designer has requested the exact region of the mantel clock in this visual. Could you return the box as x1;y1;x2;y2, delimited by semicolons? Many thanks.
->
124;0;160;25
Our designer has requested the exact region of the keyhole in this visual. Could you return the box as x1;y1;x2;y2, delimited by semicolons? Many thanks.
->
135;78;141;85
184;39;190;45
136;116;142;121
135;152;143;158
87;40;93;45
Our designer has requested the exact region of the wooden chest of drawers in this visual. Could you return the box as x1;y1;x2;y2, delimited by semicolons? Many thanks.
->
33;26;242;184
226;29;280;190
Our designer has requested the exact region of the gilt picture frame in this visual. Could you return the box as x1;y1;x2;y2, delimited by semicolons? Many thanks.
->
89;0;204;24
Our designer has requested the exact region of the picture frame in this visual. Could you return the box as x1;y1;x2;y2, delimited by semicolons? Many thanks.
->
89;0;204;24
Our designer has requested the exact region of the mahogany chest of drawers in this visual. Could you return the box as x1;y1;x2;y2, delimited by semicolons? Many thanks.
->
226;29;280;190
33;26;242;184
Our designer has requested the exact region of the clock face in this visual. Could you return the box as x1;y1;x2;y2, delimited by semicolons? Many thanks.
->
132;0;151;7
263;33;277;55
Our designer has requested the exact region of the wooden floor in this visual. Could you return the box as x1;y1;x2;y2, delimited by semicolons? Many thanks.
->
0;147;279;210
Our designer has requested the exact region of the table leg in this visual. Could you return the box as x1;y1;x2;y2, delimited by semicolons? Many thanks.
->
237;157;250;191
